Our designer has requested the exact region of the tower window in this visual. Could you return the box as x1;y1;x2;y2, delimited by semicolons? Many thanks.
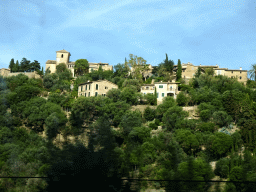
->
61;54;63;58
240;76;242;79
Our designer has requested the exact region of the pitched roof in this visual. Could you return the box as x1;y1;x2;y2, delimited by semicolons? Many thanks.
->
142;84;154;86
78;79;118;87
46;60;56;64
56;49;69;53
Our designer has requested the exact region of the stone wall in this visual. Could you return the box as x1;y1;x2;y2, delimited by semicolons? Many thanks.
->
7;71;41;79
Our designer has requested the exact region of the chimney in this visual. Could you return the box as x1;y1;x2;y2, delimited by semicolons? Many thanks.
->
200;64;201;66
87;80;90;82
240;67;242;70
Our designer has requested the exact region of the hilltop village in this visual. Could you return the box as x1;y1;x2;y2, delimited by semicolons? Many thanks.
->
1;49;256;191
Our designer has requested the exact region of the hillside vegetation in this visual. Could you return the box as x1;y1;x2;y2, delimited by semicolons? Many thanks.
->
1;56;256;192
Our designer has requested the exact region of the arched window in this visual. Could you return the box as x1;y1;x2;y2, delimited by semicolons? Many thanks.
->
61;54;63;58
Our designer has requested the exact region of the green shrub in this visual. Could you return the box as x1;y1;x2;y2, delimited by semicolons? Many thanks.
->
197;122;215;133
214;158;230;178
41;91;48;97
149;123;158;130
155;119;160;126
144;106;155;121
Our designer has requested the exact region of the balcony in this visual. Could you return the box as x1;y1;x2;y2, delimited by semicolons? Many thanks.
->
141;87;155;90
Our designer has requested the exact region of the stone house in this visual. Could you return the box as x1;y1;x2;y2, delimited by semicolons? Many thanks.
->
173;62;248;85
213;67;248;85
141;79;180;104
78;80;118;97
46;50;113;78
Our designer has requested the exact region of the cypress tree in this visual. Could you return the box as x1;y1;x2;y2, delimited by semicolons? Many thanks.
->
164;53;174;75
9;58;15;72
13;60;19;72
176;59;182;82
154;86;157;105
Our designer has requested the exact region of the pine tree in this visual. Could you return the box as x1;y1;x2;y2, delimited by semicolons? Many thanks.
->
9;58;15;72
176;59;182;82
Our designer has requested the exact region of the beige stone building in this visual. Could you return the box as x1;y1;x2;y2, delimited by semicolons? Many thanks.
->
173;62;248;85
0;68;41;79
78;80;118;97
141;79;180;104
46;50;113;78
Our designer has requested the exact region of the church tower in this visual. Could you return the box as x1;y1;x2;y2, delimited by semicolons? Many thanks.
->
56;49;71;65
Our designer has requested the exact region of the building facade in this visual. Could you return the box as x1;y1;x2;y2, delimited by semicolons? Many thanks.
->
78;80;118;97
173;62;248;85
141;80;180;104
46;50;113;78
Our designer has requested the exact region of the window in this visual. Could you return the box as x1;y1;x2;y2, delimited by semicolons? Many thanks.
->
170;86;173;90
144;93;146;95
240;76;242;79
61;54;63;58
184;76;185;78
231;71;233;73
88;92;90;97
86;85;87;90
96;84;98;90
182;69;185;72
85;93;86;97
162;93;164;97
240;71;242;74
105;86;108;89
95;92;98;96
91;69;93;72
89;85;90;90
102;94;104;96
159;85;163;88
81;86;83;91
157;93;159;98
104;94;106;97
146;86;149;90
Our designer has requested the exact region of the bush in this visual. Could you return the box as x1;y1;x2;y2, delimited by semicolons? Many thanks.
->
200;109;211;122
149;123;158;130
176;91;188;106
144;106;155;121
41;91;48;97
197;122;216;133
155;119;160;126
212;111;233;128
144;93;156;105
214;158;230;178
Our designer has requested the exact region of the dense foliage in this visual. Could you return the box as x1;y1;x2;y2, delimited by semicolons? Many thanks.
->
0;54;256;192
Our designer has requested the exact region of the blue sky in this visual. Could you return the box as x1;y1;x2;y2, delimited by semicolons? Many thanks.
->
0;0;256;76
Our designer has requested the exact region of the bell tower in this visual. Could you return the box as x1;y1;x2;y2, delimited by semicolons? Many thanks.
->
56;49;71;65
